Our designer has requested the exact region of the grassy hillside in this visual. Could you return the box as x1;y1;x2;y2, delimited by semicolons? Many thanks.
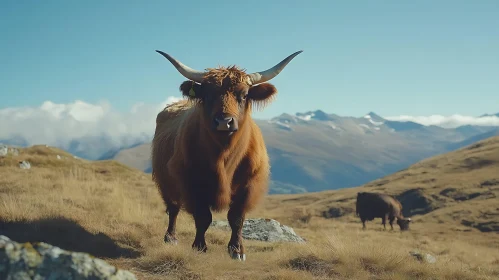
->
264;135;499;231
1;140;499;279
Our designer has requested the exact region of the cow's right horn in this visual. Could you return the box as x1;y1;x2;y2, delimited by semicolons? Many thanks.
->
156;50;205;83
247;50;303;85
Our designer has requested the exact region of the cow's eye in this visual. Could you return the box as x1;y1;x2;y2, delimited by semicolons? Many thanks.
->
239;90;248;101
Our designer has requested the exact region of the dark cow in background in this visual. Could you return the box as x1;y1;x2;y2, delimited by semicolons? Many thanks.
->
356;192;412;231
151;49;302;261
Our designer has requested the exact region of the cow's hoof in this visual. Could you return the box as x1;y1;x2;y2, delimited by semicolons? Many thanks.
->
229;251;246;261
228;246;246;261
164;234;178;245
192;242;208;253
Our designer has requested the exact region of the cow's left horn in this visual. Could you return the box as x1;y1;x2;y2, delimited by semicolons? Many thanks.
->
156;50;205;83
247;50;303;85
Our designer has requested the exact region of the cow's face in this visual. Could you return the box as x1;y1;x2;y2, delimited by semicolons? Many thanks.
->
397;218;412;231
179;70;277;136
156;49;302;138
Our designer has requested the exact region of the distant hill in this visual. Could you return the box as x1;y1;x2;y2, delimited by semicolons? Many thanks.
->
109;110;499;194
480;112;499;117
264;135;499;233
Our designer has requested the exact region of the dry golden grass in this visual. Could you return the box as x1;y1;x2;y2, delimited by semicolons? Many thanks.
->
1;140;499;279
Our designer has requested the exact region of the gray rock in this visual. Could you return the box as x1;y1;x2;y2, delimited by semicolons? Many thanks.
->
0;145;7;157
10;148;19;156
0;146;19;157
0;235;137;279
410;250;437;264
18;161;31;170
211;218;305;243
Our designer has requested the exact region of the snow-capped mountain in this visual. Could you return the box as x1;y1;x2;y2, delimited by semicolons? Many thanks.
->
3;109;498;194
107;110;499;194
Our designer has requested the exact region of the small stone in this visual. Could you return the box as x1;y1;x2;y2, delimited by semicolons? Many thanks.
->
10;148;19;156
410;250;437;264
0;146;7;157
19;161;31;170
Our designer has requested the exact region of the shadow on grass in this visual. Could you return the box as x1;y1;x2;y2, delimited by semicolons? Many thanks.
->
0;216;140;259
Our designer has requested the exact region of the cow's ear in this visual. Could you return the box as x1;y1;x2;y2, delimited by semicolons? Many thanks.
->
180;80;203;100
247;83;277;111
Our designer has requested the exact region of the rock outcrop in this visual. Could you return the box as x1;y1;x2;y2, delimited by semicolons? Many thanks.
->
0;145;19;157
0;235;137;279
210;218;305;243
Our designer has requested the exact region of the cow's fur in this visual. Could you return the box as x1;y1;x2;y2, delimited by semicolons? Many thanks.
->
356;192;411;231
151;66;279;260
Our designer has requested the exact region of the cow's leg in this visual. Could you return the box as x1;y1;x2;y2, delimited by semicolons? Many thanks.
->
361;218;367;230
389;216;395;231
382;214;388;230
191;205;212;253
164;202;180;244
227;203;246;261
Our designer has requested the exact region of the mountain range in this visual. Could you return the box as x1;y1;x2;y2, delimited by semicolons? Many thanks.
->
2;109;498;194
104;110;499;194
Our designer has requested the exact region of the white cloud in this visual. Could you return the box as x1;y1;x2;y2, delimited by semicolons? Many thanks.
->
2;97;498;160
383;114;499;128
0;96;182;154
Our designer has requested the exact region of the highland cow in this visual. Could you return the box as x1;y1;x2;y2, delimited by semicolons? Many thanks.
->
356;192;412;231
151;49;302;261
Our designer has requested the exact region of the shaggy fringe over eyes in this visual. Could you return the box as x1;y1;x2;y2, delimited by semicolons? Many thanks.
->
178;67;277;112
203;66;248;86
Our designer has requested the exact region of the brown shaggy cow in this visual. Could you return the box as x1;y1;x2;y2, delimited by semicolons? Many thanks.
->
151;50;302;261
356;192;412;231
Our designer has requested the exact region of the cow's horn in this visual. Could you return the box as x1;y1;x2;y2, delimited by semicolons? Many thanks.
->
247;50;303;85
156;50;205;83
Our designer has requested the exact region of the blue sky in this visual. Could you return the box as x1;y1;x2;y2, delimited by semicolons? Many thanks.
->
1;0;498;120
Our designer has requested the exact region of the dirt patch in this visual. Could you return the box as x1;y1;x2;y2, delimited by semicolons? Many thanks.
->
322;207;354;218
368;179;389;187
287;255;338;277
95;168;110;175
440;188;495;201
467;142;485;150
134;255;201;280
336;198;353;203
479;209;499;220
396;188;442;217
417;178;437;184
461;220;499;233
247;245;275;253
460;157;496;171
481;179;499;187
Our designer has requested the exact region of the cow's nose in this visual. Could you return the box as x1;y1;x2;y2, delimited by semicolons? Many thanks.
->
214;116;238;132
